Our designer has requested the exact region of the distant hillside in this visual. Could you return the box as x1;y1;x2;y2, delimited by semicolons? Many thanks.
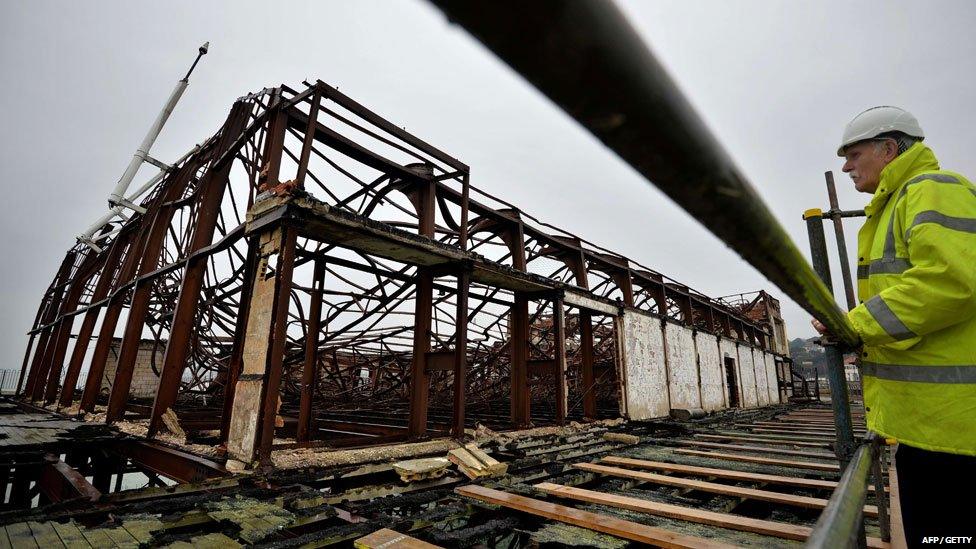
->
789;337;827;377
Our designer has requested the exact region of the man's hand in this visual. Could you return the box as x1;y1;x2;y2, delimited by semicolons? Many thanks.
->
811;318;828;335
810;318;839;345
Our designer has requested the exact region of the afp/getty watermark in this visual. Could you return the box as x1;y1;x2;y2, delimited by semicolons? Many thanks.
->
921;537;974;545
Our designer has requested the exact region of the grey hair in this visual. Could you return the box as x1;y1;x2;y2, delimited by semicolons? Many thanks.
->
874;131;921;156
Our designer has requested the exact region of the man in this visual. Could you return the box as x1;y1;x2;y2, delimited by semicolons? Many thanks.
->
813;106;976;544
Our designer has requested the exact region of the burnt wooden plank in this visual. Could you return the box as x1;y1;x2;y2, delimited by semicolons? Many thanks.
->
575;462;878;517
674;449;840;472
456;485;735;549
534;483;887;548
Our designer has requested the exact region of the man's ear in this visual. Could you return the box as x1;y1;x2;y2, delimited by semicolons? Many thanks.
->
885;139;899;161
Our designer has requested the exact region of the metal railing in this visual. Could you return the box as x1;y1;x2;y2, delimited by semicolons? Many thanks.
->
2;367;89;399
807;434;891;547
427;1;887;545
0;369;20;395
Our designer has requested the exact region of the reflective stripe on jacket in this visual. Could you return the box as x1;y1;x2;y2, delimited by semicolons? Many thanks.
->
848;142;976;456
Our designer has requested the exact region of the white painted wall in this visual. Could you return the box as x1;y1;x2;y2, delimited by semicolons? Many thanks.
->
620;311;670;420
764;352;780;403
719;337;739;407
665;323;700;410
613;309;786;419
737;345;758;408
753;347;769;406
696;332;724;412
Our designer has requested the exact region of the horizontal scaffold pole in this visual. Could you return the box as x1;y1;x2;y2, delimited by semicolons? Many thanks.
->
430;0;859;346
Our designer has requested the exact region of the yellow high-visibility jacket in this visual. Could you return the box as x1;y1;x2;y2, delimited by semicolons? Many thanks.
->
848;142;976;456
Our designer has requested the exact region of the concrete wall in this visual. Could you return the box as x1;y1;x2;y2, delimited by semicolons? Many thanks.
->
618;308;786;420
664;323;700;410
620;311;669;420
696;332;724;412
101;339;162;399
764;352;780;404
754;348;769;406
737;345;758;408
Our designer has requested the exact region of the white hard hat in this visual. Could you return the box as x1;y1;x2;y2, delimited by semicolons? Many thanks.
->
837;106;924;156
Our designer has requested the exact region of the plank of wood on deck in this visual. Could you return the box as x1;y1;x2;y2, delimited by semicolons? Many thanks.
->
455;484;735;549
354;528;442;548
534;482;888;548
26;522;66;549
576;462;878;517
674;449;840;471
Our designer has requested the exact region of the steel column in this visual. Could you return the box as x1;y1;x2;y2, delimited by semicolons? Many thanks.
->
451;267;470;437
297;258;325;442
146;101;253;434
226;225;297;465
580;310;596;419
510;291;530;427
23;253;76;400
59;232;132;408
824;171;858;311
105;157;204;423
804;209;856;467
407;173;436;439
553;294;568;424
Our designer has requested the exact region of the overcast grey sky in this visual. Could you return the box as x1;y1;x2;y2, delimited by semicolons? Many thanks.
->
2;1;974;374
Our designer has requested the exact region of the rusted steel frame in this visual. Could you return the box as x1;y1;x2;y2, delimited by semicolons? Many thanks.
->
16;282;51;395
665;285;694;325
285;106;429;184
509;291;530;427
42;250;102;403
294;88;322;190
219;237;260;442
80;208;162;412
495;220;531;427
38;454;101;503
452;266;470;437
313;80;469;173
297;258;326;442
459;172;470;250
23;252;77;400
407;176;437;438
455;181;760;336
58;230;135;407
105;149;215;423
579;309;597;418
255;226;299;463
145;100;254;434
553;293;568;424
111;441;227;483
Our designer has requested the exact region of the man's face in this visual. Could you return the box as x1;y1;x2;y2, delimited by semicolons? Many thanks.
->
841;140;895;193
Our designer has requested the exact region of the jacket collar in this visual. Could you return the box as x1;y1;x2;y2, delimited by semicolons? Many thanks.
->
863;142;940;215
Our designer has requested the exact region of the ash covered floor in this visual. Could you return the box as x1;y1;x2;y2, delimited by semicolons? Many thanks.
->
0;399;892;548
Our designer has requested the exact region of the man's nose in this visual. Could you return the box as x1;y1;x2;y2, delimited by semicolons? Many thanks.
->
842;160;853;173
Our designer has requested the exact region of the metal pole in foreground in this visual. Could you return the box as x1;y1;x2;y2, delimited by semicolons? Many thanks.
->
823;171;858;311
428;0;859;347
803;208;857;468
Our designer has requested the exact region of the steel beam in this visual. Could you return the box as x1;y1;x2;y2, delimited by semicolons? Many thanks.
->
111;441;227;484
38;454;101;503
452;267;470;437
297;258;325;442
105;156;205;423
146;101;254;434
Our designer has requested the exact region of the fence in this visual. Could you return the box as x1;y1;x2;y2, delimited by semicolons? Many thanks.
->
0;368;89;397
